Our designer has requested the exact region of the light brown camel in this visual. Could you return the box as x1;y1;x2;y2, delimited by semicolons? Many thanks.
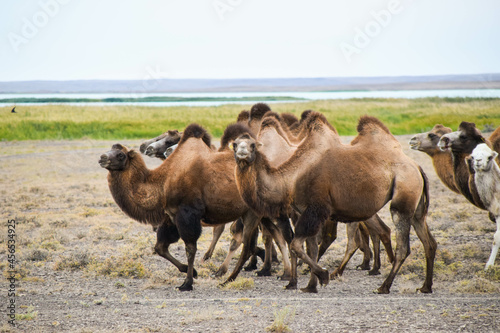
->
233;112;436;294
100;124;291;291
409;124;459;193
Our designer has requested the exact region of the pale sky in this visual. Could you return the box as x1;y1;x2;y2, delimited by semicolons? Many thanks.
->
1;0;499;81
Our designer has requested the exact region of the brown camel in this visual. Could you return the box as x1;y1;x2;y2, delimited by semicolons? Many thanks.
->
140;129;228;263
409;124;459;193
257;115;394;277
233;112;436;294
437;121;492;210
100;124;290;291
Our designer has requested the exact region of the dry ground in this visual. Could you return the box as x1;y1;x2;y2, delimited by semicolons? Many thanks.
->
1;135;499;332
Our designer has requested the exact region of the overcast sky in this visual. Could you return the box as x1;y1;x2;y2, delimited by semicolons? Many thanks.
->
1;0;499;81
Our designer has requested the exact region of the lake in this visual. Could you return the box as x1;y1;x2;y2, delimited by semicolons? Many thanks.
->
1;89;499;107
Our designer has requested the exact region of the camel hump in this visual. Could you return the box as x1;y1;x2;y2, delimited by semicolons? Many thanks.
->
303;111;337;133
220;123;254;150
260;116;282;130
357;115;391;135
431;124;452;136
179;123;212;147
300;110;314;123
262;111;281;121
281;112;299;127
237;110;250;123
249;103;272;120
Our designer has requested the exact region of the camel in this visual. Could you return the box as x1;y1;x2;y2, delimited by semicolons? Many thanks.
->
100;124;291;291
233;112;436;294
437;121;492;210
139;130;182;159
409;125;459;193
466;144;500;269
255;115;394;277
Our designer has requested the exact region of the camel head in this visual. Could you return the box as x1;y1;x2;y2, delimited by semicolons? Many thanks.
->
468;143;498;172
409;124;452;154
163;144;178;159
233;134;261;166
144;130;182;159
99;144;137;171
438;121;486;153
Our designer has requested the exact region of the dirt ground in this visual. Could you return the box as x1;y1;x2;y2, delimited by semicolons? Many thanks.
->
1;134;499;332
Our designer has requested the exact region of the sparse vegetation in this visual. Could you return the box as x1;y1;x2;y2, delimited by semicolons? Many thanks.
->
266;306;296;332
221;277;255;290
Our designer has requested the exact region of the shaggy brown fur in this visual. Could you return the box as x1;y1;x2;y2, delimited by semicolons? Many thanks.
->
409;124;459;193
219;123;255;152
233;112;435;294
236;110;250;123
281;112;299;127
488;126;500;164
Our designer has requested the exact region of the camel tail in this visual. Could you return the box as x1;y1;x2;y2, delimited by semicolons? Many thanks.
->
417;166;430;219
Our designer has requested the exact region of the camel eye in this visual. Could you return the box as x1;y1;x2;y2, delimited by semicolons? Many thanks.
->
118;152;126;160
250;143;256;149
428;133;437;140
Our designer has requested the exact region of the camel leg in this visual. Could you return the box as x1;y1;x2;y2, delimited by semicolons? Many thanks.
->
254;224;272;276
411;215;437;293
175;204;203;291
356;222;372;270
376;211;412;294
318;219;338;261
222;211;261;285
485;218;500;269
202;224;225;262
364;214;394;276
214;222;243;277
289;203;330;291
301;236;320;293
154;222;198;278
260;217;292;280
331;222;361;278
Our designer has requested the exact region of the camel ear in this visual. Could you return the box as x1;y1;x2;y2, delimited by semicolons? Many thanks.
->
256;141;263;148
492;151;498;160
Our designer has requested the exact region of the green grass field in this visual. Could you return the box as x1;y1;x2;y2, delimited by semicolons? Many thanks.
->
2;97;500;141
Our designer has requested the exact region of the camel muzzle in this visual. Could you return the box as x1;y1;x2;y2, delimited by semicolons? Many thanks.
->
99;154;110;168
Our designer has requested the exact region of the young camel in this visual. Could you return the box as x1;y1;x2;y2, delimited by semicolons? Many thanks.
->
233;112;436;294
466;144;500;269
100;124;291;291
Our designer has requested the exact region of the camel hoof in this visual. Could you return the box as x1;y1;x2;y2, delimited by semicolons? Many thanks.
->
256;268;272;277
417;286;433;294
244;263;258;271
213;269;226;278
329;270;341;280
368;269;381;276
176;283;193;292
278;273;291;281
356;263;371;271
316;269;329;287
300;286;318;293
374;286;390;294
202;253;211;262
284;281;297;290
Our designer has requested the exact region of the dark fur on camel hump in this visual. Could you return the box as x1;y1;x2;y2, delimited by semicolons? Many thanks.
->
249;103;272;121
179;123;212;147
357;115;391;135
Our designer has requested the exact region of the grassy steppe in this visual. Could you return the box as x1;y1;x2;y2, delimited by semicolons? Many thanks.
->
2;97;500;141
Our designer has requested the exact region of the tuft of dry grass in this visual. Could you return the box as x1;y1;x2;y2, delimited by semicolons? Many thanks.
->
221;277;255;290
266;306;296;332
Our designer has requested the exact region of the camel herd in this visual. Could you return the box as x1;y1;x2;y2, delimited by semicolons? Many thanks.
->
99;103;500;293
